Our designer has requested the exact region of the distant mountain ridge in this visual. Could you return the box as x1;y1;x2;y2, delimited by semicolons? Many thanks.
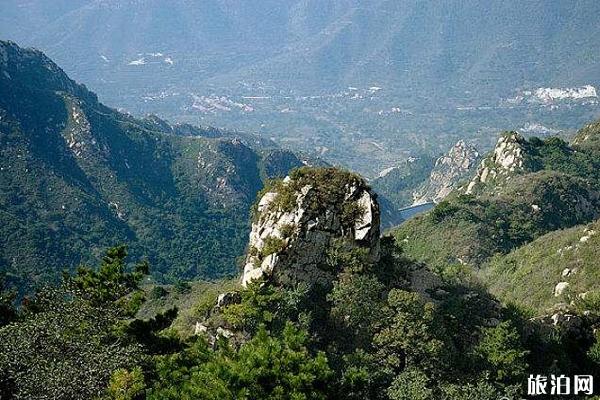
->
2;0;600;175
414;140;479;204
4;0;600;96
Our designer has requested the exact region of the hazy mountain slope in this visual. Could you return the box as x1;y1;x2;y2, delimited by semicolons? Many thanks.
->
5;0;599;95
224;0;600;95
413;140;479;205
371;156;434;209
0;40;307;289
2;1;600;176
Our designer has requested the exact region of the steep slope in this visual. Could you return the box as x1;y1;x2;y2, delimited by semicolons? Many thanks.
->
391;126;600;270
413;140;479;204
0;41;307;289
480;120;600;311
179;166;597;400
573;118;600;151
372;157;434;209
242;167;380;287
483;220;600;312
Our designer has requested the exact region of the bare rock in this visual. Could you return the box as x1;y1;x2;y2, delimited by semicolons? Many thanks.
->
194;322;208;335
554;281;570;297
465;132;528;195
414;140;479;204
242;168;380;287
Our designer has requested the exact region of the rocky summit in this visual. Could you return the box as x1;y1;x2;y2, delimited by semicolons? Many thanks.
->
242;167;380;287
464;132;528;194
414;140;479;204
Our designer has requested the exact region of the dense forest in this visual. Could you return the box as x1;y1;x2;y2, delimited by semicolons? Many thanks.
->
0;40;314;291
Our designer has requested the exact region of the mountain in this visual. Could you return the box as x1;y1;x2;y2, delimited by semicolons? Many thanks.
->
484;219;600;312
391;123;600;270
387;117;600;319
2;1;600;176
372;157;434;209
241;167;381;287
480;120;600;311
0;40;312;289
166;165;597;399
413;140;480;205
372;141;479;229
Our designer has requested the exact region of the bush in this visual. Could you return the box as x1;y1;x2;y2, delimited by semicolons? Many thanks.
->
0;288;144;400
149;323;333;400
387;367;433;400
173;281;192;294
107;367;146;400
148;286;168;300
429;201;460;222
473;321;528;384
260;236;286;259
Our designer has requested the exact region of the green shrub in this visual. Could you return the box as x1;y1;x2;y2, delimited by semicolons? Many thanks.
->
387;367;433;400
473;321;528;384
148;286;168;300
279;223;295;238
260;236;286;259
173;281;192;294
107;367;146;400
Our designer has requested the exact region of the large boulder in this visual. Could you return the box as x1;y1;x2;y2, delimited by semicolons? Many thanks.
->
242;167;380;287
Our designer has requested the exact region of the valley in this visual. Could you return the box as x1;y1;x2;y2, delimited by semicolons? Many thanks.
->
2;3;600;398
3;0;600;177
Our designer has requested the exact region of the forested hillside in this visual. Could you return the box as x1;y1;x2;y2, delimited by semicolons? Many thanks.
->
1;11;600;397
392;118;600;317
2;167;599;399
0;40;309;289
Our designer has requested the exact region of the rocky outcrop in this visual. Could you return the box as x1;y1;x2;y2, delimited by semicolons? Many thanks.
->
554;282;570;297
414;140;479;204
242;167;380;287
464;132;528;194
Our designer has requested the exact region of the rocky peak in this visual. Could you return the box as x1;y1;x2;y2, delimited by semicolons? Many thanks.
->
465;132;528;194
242;167;380;287
414;140;479;204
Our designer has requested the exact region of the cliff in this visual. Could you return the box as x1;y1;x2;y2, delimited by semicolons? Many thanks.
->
414;140;479;204
242;167;381;287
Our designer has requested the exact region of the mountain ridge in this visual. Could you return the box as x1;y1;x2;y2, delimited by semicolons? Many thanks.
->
3;2;600;175
0;40;313;289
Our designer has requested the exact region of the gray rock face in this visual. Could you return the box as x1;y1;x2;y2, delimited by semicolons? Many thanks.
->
242;171;380;287
414;140;479;204
465;132;528;194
